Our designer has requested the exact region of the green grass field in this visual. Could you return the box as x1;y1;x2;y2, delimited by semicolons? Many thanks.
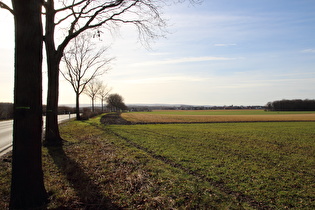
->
1;112;314;209
108;121;315;209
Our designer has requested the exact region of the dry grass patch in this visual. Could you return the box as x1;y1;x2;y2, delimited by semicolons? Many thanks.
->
122;112;315;123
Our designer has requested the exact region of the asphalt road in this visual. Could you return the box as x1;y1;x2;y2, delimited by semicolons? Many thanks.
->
0;114;76;157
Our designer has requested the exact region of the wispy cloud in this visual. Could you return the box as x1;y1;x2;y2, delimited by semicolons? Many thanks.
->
301;49;315;53
121;76;207;84
148;52;171;56
214;44;237;47
132;56;237;66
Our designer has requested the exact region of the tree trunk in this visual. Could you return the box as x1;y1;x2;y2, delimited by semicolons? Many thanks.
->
92;97;95;112
43;0;63;146
44;59;63;146
10;0;48;208
76;92;81;120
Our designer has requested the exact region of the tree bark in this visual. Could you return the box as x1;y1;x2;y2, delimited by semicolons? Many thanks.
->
10;0;48;208
43;0;63;146
76;92;81;120
92;97;95;112
44;58;63;146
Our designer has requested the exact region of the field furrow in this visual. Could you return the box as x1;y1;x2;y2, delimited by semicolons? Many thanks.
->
109;127;272;209
108;121;315;209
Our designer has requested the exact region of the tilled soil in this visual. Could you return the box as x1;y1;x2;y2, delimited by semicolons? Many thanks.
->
100;113;134;125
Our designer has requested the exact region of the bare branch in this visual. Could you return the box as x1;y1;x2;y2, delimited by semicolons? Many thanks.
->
61;32;113;96
55;13;73;25
84;79;103;112
48;0;202;54
0;1;14;15
55;0;87;12
98;84;112;100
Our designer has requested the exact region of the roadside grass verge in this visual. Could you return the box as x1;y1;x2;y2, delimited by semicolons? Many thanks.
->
0;156;10;209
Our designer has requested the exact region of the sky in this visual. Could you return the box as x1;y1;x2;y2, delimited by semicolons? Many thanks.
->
1;0;315;106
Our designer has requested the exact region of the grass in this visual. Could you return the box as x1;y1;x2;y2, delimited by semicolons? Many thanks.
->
108;122;315;209
0;116;242;209
1;112;314;209
0;157;10;209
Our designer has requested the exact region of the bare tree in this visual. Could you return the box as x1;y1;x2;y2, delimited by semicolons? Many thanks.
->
98;84;112;112
61;33;113;120
1;0;48;208
42;0;164;145
84;79;102;112
42;0;201;146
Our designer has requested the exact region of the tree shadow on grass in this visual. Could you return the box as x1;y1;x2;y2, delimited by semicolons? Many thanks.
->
47;145;121;209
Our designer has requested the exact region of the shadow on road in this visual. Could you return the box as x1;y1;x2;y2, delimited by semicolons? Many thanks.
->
47;145;120;209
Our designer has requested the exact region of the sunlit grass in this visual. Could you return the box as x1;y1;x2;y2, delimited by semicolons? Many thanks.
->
1;114;314;209
108;122;315;209
0;115;242;209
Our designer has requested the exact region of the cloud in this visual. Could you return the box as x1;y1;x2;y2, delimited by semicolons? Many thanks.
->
301;49;315;53
148;52;171;56
214;44;237;47
120;75;207;84
132;56;237;66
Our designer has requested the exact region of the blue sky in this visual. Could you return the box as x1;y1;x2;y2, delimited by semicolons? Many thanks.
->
1;0;315;106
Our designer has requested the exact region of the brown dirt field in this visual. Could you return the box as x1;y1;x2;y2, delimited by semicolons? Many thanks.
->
122;113;315;123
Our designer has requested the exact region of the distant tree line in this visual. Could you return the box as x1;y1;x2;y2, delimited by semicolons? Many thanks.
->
0;103;13;120
43;105;75;115
128;106;152;112
265;99;315;111
0;103;75;120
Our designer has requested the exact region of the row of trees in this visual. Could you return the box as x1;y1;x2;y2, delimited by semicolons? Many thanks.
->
81;93;128;119
40;0;170;146
83;80;111;114
266;99;315;111
0;0;199;208
60;33;112;120
0;91;125;120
